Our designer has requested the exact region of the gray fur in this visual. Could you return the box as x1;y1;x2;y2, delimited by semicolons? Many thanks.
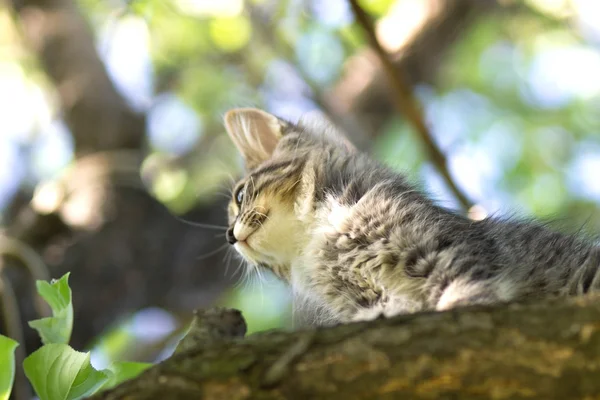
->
224;108;600;327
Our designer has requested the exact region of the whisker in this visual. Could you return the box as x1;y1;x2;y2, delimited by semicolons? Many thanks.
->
233;260;247;288
256;266;267;308
223;249;234;277
213;160;238;188
195;243;229;261
213;192;233;200
254;212;269;221
253;206;270;220
172;214;228;231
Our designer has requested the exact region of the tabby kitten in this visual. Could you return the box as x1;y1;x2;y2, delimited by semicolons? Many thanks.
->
223;108;600;326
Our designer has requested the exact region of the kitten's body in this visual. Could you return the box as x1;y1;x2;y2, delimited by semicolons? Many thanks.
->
224;108;600;326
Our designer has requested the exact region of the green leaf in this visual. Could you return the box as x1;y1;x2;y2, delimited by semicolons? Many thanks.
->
209;16;251;52
28;273;73;344
0;335;19;400
357;0;395;16
23;343;108;400
99;362;152;391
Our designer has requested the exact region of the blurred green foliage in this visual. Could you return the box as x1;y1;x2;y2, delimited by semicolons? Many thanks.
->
1;0;599;366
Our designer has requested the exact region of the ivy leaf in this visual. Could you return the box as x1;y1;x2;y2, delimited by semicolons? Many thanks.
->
0;335;19;400
28;273;73;344
23;343;108;400
99;362;152;391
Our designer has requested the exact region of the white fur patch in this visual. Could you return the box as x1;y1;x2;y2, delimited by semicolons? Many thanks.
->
436;279;482;311
327;202;351;233
435;278;517;311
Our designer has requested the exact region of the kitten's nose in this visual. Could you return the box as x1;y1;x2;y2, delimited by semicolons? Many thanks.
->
226;228;237;244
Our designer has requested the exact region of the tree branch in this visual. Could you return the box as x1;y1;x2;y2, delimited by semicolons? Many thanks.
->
333;0;500;136
246;4;371;149
90;295;600;399
348;0;474;211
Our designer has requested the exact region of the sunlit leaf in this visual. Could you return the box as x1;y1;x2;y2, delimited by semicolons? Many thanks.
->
153;167;189;202
99;362;153;391
0;335;18;400
209;16;251;52
357;0;395;16
28;273;73;344
23;344;108;400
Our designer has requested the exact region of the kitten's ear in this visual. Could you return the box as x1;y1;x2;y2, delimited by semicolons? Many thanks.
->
224;108;287;170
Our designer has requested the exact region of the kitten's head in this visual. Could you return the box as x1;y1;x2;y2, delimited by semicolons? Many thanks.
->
223;108;353;280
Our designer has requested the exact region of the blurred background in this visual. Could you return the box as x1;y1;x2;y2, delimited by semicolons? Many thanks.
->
0;0;599;371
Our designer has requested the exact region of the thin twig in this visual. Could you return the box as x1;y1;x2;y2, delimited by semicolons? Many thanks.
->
348;0;473;211
246;5;368;147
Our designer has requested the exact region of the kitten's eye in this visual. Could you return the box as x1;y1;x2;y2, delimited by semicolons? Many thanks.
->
235;186;245;205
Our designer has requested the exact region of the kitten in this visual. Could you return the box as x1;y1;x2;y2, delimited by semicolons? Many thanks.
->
223;107;600;326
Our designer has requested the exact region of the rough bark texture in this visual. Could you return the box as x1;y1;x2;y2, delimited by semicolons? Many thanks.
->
89;295;600;400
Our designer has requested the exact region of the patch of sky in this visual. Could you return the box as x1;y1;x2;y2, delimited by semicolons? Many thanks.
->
447;119;524;205
99;15;154;111
568;141;600;202
126;307;178;342
175;0;244;17
265;95;319;123
262;59;312;98
295;27;345;85
447;143;498;203
29;120;74;182
90;350;110;371
523;45;600;109
573;0;600;43
0;61;56;212
0;142;24;214
422;87;497;151
262;59;320;121
310;0;353;28
0;62;48;142
419;85;525;210
148;93;203;155
480;119;524;173
420;164;460;211
478;41;526;92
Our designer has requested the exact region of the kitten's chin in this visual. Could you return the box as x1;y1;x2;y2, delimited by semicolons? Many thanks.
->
233;241;262;265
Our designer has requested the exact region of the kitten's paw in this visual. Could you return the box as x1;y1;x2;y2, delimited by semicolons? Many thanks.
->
350;306;385;322
436;279;508;311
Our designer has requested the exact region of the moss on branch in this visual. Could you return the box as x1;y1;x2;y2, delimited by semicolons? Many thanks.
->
89;295;600;400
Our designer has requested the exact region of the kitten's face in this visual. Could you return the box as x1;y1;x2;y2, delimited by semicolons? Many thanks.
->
224;108;310;280
226;160;307;279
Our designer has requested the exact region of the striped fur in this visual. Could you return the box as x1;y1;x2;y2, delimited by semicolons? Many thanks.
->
224;108;600;327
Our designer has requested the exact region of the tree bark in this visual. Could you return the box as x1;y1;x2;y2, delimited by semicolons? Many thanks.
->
4;0;232;355
89;295;600;400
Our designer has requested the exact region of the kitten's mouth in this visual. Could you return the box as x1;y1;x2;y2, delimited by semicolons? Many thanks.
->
234;240;261;264
235;240;252;250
